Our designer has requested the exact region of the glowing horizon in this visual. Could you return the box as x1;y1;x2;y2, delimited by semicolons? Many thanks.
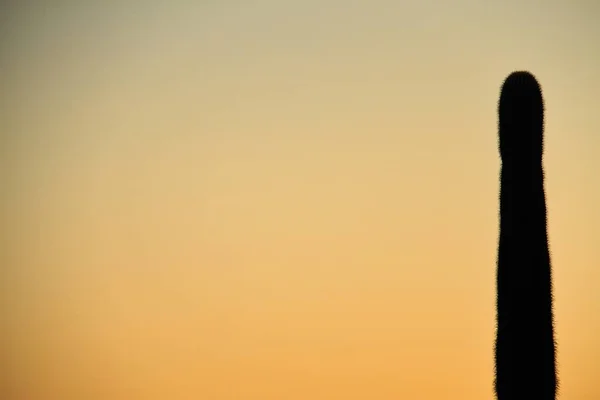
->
3;1;599;399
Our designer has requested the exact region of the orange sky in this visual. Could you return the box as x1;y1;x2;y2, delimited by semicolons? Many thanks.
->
2;1;600;399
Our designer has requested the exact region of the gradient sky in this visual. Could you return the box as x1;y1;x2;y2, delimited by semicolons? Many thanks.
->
2;1;599;399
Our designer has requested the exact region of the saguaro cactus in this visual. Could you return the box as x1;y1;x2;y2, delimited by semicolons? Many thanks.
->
494;71;558;400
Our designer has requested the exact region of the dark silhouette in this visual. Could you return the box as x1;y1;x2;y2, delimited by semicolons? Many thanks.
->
494;71;558;400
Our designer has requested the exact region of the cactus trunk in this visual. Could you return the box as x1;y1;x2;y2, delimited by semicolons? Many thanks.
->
494;71;558;400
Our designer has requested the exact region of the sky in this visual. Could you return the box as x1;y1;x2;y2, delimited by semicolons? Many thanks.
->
2;1;599;399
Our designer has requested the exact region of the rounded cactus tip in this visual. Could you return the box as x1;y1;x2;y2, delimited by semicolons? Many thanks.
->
505;70;538;81
498;70;545;162
501;71;542;94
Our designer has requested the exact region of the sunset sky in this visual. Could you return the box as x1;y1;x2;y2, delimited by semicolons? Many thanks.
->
2;1;599;399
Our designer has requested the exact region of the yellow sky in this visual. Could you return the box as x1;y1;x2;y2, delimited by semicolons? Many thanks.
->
2;1;599;399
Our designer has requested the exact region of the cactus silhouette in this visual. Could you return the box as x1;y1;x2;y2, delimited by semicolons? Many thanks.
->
494;71;558;400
